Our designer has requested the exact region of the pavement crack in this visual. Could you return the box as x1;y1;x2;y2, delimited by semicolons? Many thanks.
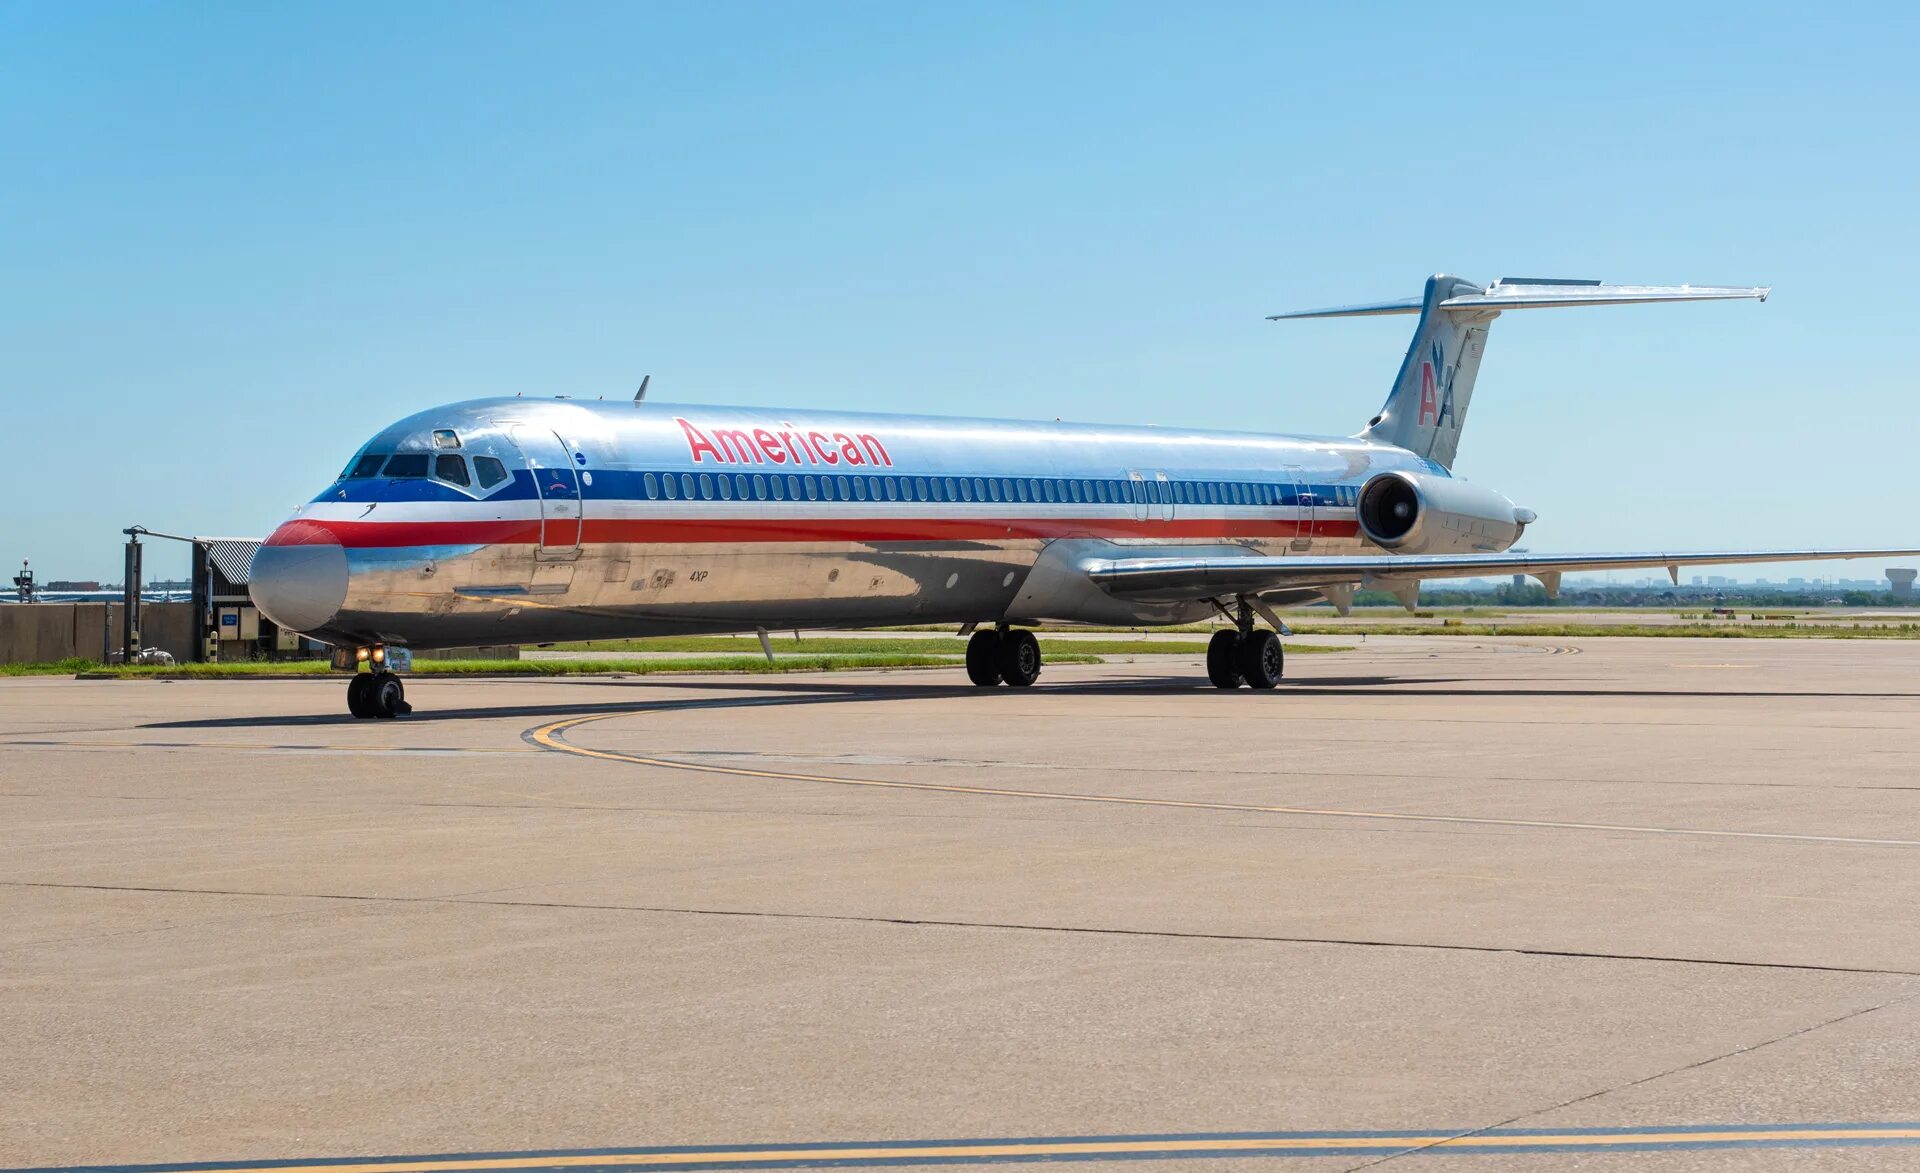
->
1337;990;1920;1170
7;880;1919;979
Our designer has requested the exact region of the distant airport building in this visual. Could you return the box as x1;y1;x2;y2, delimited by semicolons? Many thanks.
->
1890;569;1917;599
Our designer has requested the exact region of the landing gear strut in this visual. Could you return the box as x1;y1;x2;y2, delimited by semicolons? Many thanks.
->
1207;600;1285;690
965;626;1042;688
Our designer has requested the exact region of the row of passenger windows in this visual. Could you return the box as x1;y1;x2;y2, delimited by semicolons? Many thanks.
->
346;452;510;490
634;471;1359;507
337;452;1366;507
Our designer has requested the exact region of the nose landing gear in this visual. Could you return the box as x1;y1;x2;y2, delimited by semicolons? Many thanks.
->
347;671;410;718
342;644;412;718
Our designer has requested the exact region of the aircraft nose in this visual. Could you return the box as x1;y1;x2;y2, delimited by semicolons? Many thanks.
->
249;522;349;633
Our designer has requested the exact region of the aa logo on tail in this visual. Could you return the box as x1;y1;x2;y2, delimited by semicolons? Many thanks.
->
1417;338;1457;429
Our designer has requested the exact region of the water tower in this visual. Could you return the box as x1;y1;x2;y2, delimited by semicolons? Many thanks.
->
1889;569;1917;599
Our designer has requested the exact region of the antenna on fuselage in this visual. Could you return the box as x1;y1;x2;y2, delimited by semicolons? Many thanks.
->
633;375;651;403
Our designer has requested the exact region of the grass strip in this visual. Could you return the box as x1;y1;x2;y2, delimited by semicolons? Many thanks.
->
543;636;1348;656
67;653;1107;680
1282;622;1920;639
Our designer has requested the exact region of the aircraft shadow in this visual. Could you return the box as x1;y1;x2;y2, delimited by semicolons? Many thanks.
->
136;673;1918;730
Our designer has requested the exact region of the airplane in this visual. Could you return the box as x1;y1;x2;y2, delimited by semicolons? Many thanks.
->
248;274;1920;718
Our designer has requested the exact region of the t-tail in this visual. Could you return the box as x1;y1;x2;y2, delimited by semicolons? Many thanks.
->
1268;275;1771;469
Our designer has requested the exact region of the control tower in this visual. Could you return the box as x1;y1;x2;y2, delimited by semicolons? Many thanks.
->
1889;569;1917;599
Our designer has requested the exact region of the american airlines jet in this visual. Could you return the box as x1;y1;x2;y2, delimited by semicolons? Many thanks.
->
249;276;1918;718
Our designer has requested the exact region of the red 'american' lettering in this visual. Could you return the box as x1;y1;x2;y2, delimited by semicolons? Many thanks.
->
677;418;891;467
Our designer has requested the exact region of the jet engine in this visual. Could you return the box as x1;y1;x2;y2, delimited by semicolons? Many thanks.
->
1355;470;1532;555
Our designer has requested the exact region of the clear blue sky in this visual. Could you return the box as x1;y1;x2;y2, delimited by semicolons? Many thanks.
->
3;2;1915;583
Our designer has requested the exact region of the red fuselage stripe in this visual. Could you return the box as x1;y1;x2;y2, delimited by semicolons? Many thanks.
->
276;516;1363;548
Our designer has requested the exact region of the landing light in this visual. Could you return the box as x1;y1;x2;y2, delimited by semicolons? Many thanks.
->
355;647;370;663
370;645;387;665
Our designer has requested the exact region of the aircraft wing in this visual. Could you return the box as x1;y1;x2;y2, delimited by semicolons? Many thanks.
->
1087;547;1920;606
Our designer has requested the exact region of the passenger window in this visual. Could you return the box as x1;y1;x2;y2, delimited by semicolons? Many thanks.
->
752;474;767;499
434;454;471;487
852;477;869;501
474;456;508;490
718;475;733;500
914;477;928;500
786;475;801;499
349;453;387;478
698;473;713;499
884;478;899;501
643;472;659;499
770;476;785;500
383;453;429;478
663;474;678;499
1067;480;1082;503
804;476;819;501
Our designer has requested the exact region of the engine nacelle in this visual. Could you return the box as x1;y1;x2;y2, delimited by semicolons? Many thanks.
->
1356;470;1530;555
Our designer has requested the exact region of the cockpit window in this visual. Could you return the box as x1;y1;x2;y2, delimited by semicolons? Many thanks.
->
383;453;430;478
434;454;471;487
473;456;507;490
348;454;388;478
432;429;462;449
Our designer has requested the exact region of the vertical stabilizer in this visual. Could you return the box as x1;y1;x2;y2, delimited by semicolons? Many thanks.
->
1361;274;1490;469
1268;275;1768;471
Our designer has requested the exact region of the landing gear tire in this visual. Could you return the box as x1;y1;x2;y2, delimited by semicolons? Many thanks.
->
346;672;376;718
370;673;410;718
996;628;1042;688
965;630;1003;687
1237;629;1285;689
1206;630;1244;689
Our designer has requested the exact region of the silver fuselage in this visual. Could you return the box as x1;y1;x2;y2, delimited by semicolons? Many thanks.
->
251;397;1461;648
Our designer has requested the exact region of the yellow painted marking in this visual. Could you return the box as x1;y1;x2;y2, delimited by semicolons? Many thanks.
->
528;711;1920;847
104;1127;1920;1173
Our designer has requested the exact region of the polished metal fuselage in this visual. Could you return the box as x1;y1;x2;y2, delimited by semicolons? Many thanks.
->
271;397;1457;648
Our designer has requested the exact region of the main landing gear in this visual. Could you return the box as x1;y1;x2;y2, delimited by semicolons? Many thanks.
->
966;626;1042;688
1207;600;1285;690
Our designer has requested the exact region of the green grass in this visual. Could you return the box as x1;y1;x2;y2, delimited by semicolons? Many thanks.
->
549;637;1190;656
1284;622;1920;639
68;653;1108;680
543;635;1347;656
1;656;102;676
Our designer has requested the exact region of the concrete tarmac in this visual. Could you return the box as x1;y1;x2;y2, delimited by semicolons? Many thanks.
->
2;636;1918;1170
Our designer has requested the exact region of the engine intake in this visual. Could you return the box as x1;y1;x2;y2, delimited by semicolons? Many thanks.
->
1356;470;1528;555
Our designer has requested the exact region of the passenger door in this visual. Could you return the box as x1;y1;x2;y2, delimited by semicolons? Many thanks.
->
508;426;583;560
1292;481;1318;551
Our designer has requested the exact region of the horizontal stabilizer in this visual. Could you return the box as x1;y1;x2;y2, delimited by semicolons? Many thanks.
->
1268;278;1769;320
